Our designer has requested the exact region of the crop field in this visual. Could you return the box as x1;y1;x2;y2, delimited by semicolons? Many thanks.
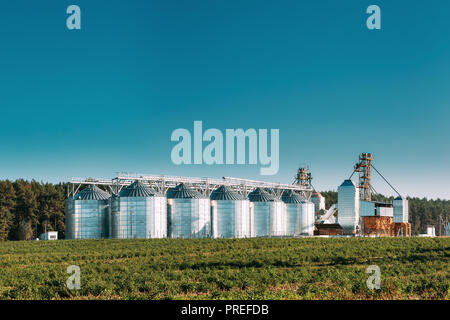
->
0;237;448;300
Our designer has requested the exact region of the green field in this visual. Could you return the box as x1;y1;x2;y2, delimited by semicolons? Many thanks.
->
0;237;448;300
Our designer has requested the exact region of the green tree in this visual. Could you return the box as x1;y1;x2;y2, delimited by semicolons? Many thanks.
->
0;181;16;240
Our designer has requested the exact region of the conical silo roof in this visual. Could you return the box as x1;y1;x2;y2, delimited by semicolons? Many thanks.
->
281;190;304;204
119;180;162;197
340;179;356;187
210;185;245;201
248;187;278;202
166;183;207;199
74;185;110;200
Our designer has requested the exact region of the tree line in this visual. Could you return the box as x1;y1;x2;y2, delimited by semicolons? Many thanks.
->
0;180;66;241
0;180;448;240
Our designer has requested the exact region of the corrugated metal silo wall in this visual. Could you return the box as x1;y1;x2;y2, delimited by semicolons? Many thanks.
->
271;201;287;236
285;203;302;236
299;202;314;236
393;198;408;223
66;199;109;239
250;201;287;237
337;184;360;234
168;198;211;238
360;200;375;217
211;200;251;238
110;196;167;239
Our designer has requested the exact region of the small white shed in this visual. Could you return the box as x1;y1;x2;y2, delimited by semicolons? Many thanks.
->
40;231;58;240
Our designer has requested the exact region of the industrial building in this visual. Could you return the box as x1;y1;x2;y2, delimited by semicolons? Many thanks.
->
418;226;436;237
65;153;411;239
317;153;411;237
40;231;58;240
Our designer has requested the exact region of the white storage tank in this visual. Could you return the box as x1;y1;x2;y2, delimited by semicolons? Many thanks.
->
65;185;110;239
210;185;251;238
281;190;303;236
248;188;286;237
110;180;167;239
393;196;408;223
300;200;315;236
167;183;211;238
337;179;360;235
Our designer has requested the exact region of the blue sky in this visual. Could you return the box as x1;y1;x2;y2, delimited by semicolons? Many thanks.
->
0;1;449;199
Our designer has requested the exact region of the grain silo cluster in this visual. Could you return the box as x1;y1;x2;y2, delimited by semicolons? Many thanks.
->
65;176;315;240
66;153;413;239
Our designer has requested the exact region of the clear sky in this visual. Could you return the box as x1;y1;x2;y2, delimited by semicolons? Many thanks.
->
0;1;449;199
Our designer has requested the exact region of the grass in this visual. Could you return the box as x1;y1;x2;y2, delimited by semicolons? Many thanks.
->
0;237;448;300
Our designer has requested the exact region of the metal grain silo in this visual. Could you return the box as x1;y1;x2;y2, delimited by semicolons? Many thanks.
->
281;190;303;236
167;183;211;238
65;185;110;239
337;179;360;235
110;180;167;239
393;196;408;223
210;185;251;238
248;188;286;237
299;200;315;236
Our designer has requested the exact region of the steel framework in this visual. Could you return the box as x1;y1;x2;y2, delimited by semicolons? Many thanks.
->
68;173;313;199
353;153;374;201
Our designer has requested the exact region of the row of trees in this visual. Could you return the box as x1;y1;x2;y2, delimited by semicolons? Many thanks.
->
320;191;450;235
0;180;448;240
0;180;66;241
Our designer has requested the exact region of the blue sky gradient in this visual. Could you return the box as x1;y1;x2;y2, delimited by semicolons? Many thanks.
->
0;1;449;198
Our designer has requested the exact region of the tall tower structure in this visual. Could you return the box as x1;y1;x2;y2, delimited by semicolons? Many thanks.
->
293;166;313;201
353;153;374;201
294;166;312;188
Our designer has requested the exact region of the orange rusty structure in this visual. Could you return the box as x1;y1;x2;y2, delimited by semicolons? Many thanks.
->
362;216;411;237
362;216;393;237
393;222;411;237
